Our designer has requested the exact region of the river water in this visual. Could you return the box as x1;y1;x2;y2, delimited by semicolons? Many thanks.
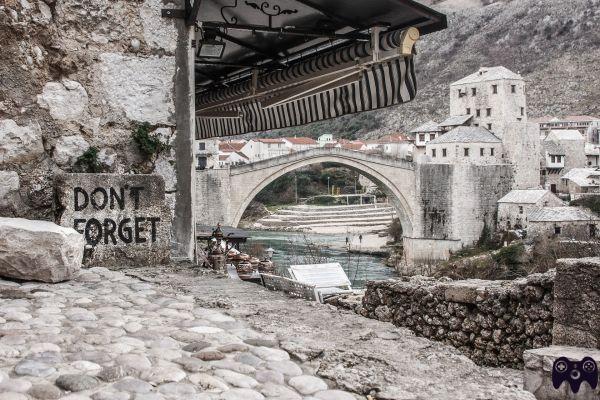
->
244;230;397;289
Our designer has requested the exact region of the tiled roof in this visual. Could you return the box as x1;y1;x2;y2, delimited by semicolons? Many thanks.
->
561;168;600;187
427;126;501;144
410;120;441;133
542;141;565;156
451;67;522;86
546;130;584;141
530;116;557;124
284;137;317;145
498;189;552;204
255;138;286;144
438;114;473;127
377;134;410;143
219;141;246;152
528;207;600;222
563;115;600;122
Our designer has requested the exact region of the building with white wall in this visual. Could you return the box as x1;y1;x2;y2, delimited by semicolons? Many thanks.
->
240;138;289;162
541;130;587;193
410;121;442;156
497;189;563;230
449;67;527;139
195;139;219;170
317;134;334;147
282;137;318;152
425;126;503;165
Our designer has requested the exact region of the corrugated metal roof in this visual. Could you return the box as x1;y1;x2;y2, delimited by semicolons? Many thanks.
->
427;126;501;144
451;67;522;86
498;189;552;204
410;120;441;133
528;207;599;222
438;114;473;127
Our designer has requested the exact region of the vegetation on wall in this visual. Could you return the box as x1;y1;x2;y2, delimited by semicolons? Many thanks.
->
132;123;170;160
73;147;102;173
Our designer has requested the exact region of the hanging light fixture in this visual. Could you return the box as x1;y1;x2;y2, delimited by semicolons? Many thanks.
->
198;30;226;59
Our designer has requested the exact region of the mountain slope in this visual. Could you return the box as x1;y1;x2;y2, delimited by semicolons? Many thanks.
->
375;0;600;135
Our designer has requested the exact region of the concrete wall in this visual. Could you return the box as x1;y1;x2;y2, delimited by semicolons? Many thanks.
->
0;0;196;260
361;270;555;368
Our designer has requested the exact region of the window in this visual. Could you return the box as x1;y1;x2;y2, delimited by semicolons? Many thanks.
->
472;88;477;96
480;148;484;156
511;85;516;93
419;134;425;142
198;142;206;151
550;155;556;163
432;149;437;158
464;148;470;157
490;148;495;156
430;133;436;140
590;224;597;238
554;226;561;235
521;107;525;116
486;108;492;117
519;206;523;214
474;123;479;127
197;156;207;170
487;123;492;130
466;108;471;114
492;84;498;94
442;148;447;157
476;109;481;117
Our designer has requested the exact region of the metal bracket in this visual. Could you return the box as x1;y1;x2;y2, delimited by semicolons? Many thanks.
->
162;9;186;19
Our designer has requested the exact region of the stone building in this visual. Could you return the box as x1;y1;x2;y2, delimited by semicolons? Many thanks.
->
585;142;600;167
560;168;600;196
534;115;600;137
425;126;502;165
410;121;442;156
527;207;600;240
541;130;587;193
449;67;527;139
497;189;563;230
195;140;218;170
282;137;318;152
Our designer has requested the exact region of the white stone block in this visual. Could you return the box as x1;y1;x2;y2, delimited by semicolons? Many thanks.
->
0;119;44;164
53;135;90;166
0;217;84;282
37;79;88;121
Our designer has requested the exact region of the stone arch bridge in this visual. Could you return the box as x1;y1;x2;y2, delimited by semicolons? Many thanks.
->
195;147;513;268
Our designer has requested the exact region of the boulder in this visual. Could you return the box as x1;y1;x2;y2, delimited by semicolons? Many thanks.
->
37;80;88;121
0;171;20;208
0;218;84;282
0;119;44;164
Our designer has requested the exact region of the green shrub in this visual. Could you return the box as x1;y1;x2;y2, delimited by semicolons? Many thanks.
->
132;123;170;159
571;196;600;215
74;147;102;173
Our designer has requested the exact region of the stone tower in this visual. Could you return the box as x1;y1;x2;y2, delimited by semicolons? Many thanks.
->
449;66;527;139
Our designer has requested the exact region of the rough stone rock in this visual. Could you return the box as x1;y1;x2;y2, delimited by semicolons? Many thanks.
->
55;374;99;392
14;359;56;377
254;370;284;385
173;356;209;373
96;53;176;125
0;171;19;208
97;365;131;382
0;378;32;393
219;388;265;400
0;119;44;164
266;360;303;376
139;0;178;52
259;382;302;400
0;393;29;400
188;373;229;392
288;376;328;395
193;350;225;361
37;80;88;121
213;369;258;388
153;156;176;192
182;341;211;352
52;136;90;166
0;218;83;282
112;378;153;394
250;346;290;362
28;383;62;399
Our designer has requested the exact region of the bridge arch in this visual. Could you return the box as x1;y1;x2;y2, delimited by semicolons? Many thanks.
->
228;149;416;237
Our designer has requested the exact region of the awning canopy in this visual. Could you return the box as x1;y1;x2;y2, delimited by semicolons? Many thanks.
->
190;0;447;138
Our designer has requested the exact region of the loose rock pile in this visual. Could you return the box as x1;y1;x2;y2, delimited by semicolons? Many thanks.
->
360;271;555;368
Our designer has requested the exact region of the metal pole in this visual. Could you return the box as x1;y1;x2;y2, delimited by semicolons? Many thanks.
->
327;177;330;195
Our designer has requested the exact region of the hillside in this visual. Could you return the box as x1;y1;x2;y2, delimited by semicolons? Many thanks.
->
264;0;600;139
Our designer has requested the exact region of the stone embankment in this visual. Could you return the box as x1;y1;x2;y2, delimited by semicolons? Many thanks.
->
345;271;555;368
254;204;395;233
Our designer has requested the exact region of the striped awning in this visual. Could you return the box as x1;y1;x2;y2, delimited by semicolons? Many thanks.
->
196;27;418;138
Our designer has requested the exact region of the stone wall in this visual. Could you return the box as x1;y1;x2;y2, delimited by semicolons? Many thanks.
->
360;271;555;368
0;0;195;258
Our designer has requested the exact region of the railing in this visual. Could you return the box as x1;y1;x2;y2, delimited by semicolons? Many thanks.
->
260;273;317;301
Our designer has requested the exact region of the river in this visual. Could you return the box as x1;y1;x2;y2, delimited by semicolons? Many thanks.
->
244;230;397;289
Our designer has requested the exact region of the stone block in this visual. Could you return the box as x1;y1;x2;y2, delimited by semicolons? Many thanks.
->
553;258;600;348
0;217;84;282
54;173;171;268
523;346;600;400
0;119;44;164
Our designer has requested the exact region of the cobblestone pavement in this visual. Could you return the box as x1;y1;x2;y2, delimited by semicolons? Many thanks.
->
0;265;536;400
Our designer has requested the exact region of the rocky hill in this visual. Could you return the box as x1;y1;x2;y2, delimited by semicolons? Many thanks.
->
268;0;600;139
371;0;600;136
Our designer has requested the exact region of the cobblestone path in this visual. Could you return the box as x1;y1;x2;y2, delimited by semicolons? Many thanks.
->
0;265;538;400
